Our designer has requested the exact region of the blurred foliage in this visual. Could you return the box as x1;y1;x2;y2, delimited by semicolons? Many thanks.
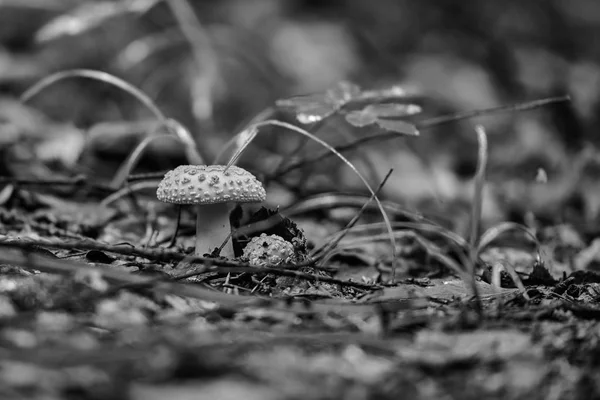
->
2;0;600;229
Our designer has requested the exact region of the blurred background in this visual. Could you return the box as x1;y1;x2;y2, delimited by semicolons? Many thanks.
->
2;0;600;234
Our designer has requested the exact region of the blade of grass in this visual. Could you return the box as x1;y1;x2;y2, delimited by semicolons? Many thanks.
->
224;126;258;170
320;231;471;283
327;220;470;251
21;69;166;122
166;0;218;122
315;169;393;263
469;125;488;256
468;125;488;315
282;193;427;223
227;119;399;282
20;69;203;187
113;28;182;71
213;107;275;164
109;118;203;189
109;130;184;190
225;106;382;187
477;222;540;254
491;261;530;300
100;181;160;208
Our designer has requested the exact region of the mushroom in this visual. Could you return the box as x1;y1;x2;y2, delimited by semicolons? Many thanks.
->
156;165;266;258
243;233;295;267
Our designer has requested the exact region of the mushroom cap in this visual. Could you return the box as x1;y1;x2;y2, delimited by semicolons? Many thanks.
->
243;234;295;267
156;165;266;205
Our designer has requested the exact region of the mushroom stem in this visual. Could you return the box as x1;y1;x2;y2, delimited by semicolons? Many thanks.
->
194;202;234;258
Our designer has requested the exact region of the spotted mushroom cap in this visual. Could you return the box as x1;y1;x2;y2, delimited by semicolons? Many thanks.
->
156;165;266;205
243;233;295;267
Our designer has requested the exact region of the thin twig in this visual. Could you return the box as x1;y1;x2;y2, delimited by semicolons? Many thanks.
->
127;172;166;182
168;205;183;248
251;120;398;276
268;119;325;180
0;175;112;192
272;95;571;179
0;237;376;290
420;95;570;127
0;246;420;314
172;264;377;290
216;230;235;257
314;169;394;262
0;237;315;269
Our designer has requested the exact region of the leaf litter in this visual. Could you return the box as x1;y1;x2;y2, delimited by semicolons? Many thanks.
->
1;3;600;398
1;106;596;398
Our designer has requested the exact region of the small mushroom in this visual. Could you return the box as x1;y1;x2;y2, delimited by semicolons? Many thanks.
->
157;165;266;258
243;233;295;267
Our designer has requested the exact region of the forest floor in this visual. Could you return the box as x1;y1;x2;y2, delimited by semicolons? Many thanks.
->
4;1;600;399
2;176;600;400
